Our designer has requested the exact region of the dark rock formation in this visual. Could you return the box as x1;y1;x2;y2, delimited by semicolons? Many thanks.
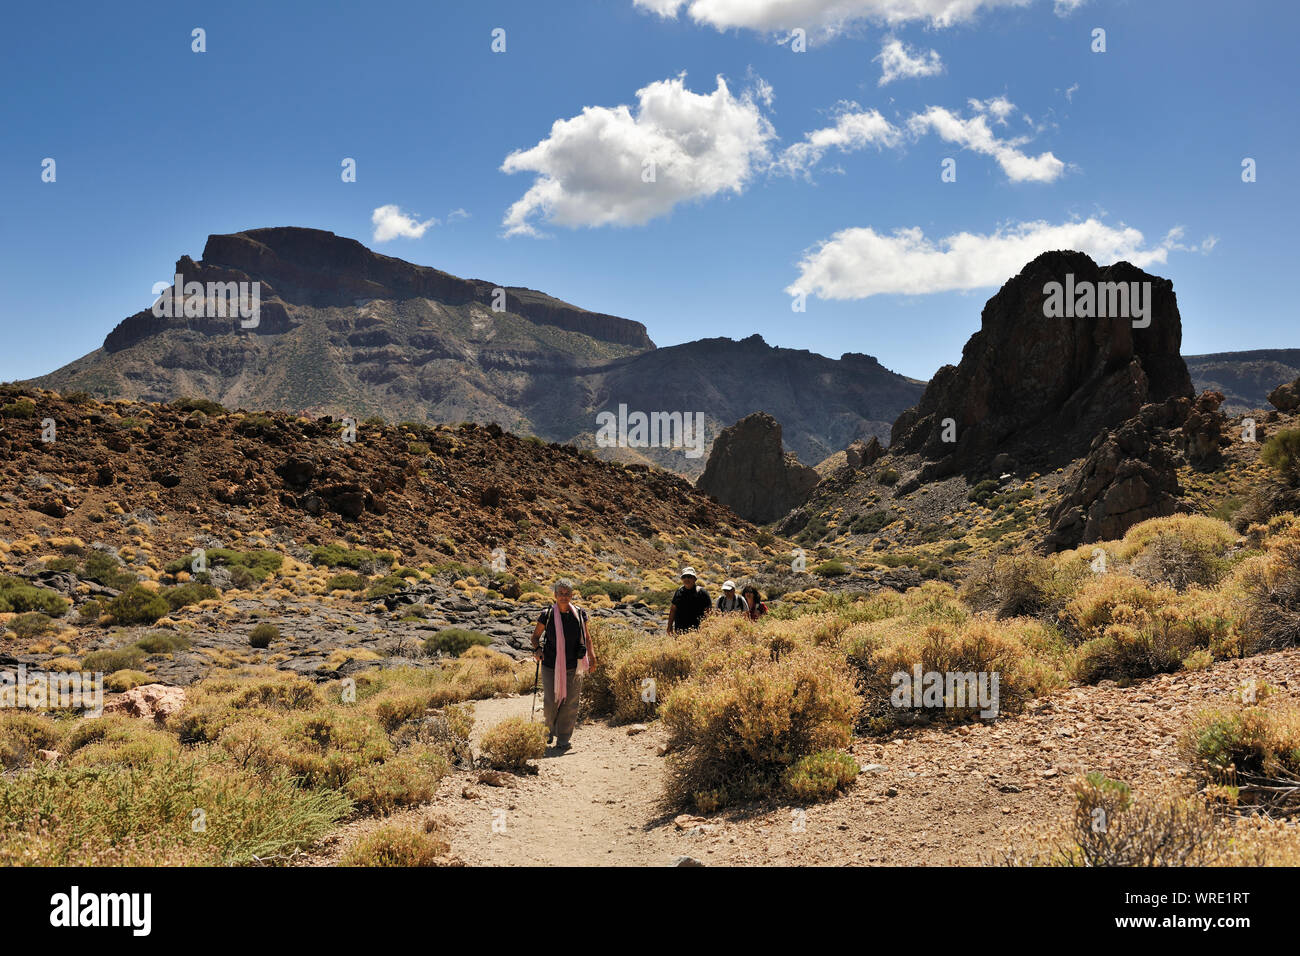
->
846;436;884;470
1044;398;1190;551
696;412;820;523
1268;375;1300;413
1179;391;1227;467
891;250;1194;477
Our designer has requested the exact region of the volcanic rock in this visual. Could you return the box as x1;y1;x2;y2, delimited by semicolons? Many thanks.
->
890;251;1194;477
696;412;820;523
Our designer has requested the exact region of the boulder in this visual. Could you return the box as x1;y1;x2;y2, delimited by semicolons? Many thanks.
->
696;412;820;523
845;436;884;470
1268;376;1300;413
103;684;186;724
1044;399;1189;551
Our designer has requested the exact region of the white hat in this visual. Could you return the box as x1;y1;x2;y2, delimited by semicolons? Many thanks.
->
722;580;736;591
680;567;697;578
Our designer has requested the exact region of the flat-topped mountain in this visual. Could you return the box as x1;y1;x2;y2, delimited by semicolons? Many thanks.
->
27;228;923;478
1186;348;1300;414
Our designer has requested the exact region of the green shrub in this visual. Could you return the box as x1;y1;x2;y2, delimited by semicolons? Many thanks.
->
10;612;54;639
0;399;37;419
326;573;368;591
172;396;226;416
134;631;190;654
579;580;635;600
106;585;170;625
479;717;547;772
163;582;218;610
1261;429;1300;483
782;749;859;802
249;623;279;649
77;599;102;623
813;560;849;577
310;545;396;570
0;577;69;617
81;552;137;590
81;645;148;673
876;468;900;486
424;629;493;658
850;511;890;535
364;574;408;599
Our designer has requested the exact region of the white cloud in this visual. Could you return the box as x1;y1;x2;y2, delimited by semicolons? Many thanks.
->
371;205;437;242
501;74;776;236
876;36;944;86
776;105;901;177
447;208;471;222
907;100;1065;182
1064;82;1079;103
1053;0;1087;14
786;217;1209;300
634;0;1042;36
780;96;1064;183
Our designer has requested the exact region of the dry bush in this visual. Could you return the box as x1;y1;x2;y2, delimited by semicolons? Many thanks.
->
1182;693;1300;815
340;824;450;866
999;774;1229;867
660;644;858;811
1238;521;1300;652
851;618;1064;733
479;716;547;773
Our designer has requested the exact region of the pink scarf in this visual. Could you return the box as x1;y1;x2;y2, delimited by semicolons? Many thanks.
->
552;602;595;705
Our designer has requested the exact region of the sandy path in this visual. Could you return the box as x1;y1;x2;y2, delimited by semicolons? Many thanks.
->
442;696;698;866
308;647;1300;867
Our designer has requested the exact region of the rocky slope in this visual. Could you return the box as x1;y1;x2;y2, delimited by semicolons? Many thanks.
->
1187;349;1300;415
27;228;923;480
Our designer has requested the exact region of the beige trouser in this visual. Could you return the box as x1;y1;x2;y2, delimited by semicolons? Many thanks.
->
541;666;582;743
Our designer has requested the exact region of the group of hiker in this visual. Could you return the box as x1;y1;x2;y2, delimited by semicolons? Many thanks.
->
528;569;768;755
665;566;766;633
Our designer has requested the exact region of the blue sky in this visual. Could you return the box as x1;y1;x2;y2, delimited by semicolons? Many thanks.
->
2;0;1295;384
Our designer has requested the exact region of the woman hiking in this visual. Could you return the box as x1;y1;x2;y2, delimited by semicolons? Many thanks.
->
742;585;767;621
529;580;594;755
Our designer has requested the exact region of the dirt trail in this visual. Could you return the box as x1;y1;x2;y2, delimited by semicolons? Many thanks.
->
442;696;692;866
313;647;1300;867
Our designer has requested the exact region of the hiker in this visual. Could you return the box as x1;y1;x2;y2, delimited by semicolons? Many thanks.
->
741;585;767;621
716;580;748;614
529;580;594;754
666;566;710;634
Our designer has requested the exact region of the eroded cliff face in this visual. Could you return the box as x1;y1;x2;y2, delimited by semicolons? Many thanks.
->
890;250;1194;478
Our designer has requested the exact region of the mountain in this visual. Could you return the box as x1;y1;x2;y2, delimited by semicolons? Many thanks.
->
1186;349;1300;414
26;227;923;478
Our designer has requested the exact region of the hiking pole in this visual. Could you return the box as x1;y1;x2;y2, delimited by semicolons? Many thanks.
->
530;660;540;722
